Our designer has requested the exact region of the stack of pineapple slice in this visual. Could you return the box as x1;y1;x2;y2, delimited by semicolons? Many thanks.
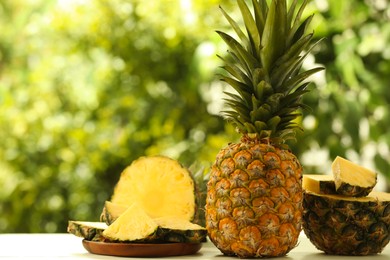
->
302;156;390;255
68;156;207;244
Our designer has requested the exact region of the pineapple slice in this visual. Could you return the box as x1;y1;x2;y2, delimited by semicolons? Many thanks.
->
331;156;377;197
303;174;336;194
101;202;207;243
110;156;195;221
154;216;205;230
100;201;127;225
103;202;158;242
153;216;207;243
67;221;107;241
68;212;207;243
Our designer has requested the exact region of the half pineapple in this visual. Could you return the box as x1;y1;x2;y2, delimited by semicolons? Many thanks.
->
110;156;196;220
302;157;389;255
206;0;323;258
302;191;390;255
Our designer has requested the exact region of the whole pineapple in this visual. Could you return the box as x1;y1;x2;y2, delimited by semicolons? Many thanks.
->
205;0;323;257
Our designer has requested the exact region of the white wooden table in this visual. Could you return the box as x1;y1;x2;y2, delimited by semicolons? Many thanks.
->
0;233;389;259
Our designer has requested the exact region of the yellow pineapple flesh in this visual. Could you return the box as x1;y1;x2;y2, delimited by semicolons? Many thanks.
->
103;202;158;242
110;156;196;221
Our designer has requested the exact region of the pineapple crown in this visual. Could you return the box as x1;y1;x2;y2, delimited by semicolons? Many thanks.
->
218;0;323;145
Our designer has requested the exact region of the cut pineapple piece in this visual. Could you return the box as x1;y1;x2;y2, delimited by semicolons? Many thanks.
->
154;216;207;243
303;174;336;194
103;202;158;242
154;216;205;230
67;221;107;241
100;201;128;225
69;215;206;243
100;202;207;243
331;156;377;197
111;156;195;220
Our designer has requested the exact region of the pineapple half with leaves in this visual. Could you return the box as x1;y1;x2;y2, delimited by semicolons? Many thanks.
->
205;0;323;257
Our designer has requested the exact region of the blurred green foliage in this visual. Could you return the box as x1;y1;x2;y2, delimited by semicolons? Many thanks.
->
0;0;390;233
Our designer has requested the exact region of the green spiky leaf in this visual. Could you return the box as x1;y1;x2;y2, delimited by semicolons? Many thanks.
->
219;6;249;48
238;0;261;58
260;0;287;73
217;0;324;144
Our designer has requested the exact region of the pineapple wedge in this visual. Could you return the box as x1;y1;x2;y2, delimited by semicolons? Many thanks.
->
103;202;158;242
69;209;207;243
101;202;207;243
331;156;377;197
110;156;195;221
100;201;207;243
303;174;336;194
67;221;107;241
153;216;207;243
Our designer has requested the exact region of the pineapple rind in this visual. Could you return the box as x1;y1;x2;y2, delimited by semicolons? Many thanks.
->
302;191;390;255
153;228;207;243
336;182;374;197
67;221;107;241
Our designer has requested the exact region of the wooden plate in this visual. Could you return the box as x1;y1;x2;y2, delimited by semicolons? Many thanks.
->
82;240;202;257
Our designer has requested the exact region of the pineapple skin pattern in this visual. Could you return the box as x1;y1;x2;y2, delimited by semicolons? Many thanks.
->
206;142;303;257
302;191;390;255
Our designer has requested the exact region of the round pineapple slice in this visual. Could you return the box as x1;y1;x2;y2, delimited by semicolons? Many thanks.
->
110;156;195;221
302;190;390;255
